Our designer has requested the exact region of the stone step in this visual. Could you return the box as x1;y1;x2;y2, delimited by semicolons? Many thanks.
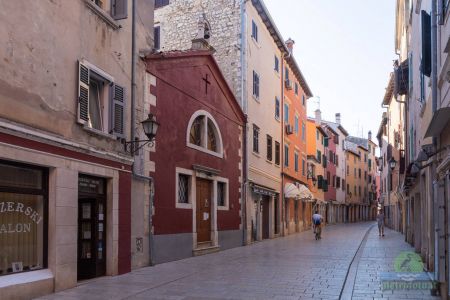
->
193;245;220;256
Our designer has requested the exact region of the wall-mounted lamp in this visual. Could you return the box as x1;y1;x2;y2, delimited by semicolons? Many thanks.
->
124;114;160;154
389;157;397;171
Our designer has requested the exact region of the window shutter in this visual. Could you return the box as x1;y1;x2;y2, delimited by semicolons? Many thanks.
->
324;137;329;147
421;10;431;77
317;175;323;189
111;84;126;138
78;61;89;124
111;0;128;20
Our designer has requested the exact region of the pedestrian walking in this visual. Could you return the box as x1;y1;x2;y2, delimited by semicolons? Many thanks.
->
377;210;385;237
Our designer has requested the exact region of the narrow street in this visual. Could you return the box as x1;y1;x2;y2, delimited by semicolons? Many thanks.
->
37;223;438;300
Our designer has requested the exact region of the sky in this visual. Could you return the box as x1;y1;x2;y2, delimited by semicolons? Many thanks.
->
264;0;397;142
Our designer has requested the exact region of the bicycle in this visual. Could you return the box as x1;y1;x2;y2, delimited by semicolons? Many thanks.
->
314;224;322;240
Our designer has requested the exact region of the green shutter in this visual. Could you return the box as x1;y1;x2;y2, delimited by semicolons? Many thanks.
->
324;137;329;147
317;175;323;189
323;180;328;192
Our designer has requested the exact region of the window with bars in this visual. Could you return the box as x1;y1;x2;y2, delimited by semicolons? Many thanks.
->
178;174;189;204
217;182;226;207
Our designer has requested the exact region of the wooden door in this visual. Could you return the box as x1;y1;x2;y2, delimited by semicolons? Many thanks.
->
196;178;211;243
262;196;270;239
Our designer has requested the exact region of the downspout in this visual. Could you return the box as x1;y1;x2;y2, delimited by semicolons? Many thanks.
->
431;0;439;283
131;0;136;148
240;0;248;245
131;0;154;265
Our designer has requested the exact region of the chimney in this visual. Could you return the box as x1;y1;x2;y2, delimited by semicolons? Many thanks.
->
368;130;372;141
315;109;322;125
335;113;341;125
285;38;295;55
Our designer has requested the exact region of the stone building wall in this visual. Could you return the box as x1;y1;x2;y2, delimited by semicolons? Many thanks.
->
154;0;242;103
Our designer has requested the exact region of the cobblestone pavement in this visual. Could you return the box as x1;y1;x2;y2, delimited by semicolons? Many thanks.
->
37;223;440;300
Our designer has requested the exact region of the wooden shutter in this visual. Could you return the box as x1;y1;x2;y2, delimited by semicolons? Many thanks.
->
78;61;89;124
111;84;125;138
111;0;128;20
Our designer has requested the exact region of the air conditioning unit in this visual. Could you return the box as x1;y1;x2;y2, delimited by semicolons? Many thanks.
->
285;79;292;90
285;124;293;135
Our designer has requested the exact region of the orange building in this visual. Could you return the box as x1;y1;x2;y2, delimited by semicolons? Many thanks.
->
306;110;328;218
280;39;313;235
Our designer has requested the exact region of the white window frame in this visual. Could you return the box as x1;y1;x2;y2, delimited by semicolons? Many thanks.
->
175;167;194;209
186;110;224;158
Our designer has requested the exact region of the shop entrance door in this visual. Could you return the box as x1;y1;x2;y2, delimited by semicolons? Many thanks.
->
77;176;106;280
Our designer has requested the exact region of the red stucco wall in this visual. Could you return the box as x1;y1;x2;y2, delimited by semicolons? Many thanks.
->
147;53;244;235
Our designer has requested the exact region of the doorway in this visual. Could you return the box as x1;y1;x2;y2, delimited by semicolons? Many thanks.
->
77;176;106;280
262;196;270;239
196;178;212;243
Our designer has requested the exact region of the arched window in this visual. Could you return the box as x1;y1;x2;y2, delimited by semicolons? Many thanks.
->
186;110;223;158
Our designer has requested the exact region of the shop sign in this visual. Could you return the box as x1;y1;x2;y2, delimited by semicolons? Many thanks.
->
0;201;42;234
79;176;104;195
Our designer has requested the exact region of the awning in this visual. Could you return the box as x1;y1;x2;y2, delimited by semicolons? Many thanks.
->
425;107;450;138
284;183;314;201
284;183;301;199
298;184;314;201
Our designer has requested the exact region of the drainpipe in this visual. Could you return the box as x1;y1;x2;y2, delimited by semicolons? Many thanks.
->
130;0;155;265
131;0;136;147
431;0;439;283
240;0;249;245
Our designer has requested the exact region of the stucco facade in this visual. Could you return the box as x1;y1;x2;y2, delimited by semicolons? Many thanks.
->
0;0;154;298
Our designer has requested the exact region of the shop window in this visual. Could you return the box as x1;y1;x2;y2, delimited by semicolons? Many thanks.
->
0;161;47;276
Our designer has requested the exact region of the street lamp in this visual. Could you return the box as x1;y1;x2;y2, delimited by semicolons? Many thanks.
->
124;114;160;154
389;157;397;171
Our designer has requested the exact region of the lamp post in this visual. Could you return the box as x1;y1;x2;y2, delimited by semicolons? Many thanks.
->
124;114;160;154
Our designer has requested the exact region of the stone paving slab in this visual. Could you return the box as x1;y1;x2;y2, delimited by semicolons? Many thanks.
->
352;227;440;300
35;222;441;300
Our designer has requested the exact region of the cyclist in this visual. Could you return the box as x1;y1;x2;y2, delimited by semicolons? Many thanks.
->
312;210;324;240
